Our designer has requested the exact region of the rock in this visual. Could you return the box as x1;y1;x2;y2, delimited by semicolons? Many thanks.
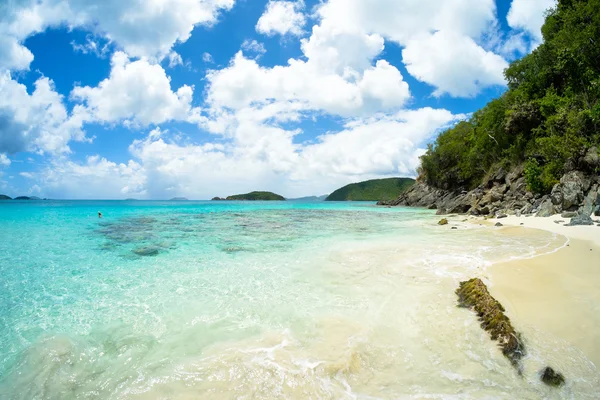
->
496;213;508;219
560;171;588;210
132;246;160;257
427;204;437;210
438;218;449;226
581;184;598;217
456;278;525;369
536;199;556;217
582;146;599;170
451;227;458;230
566;214;594;226
540;367;565;387
550;184;563;206
595;205;600;217
495;222;503;227
554;220;565;224
561;211;578;218
515;210;522;217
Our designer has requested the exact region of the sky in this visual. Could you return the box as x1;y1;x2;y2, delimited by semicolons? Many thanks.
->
0;0;556;200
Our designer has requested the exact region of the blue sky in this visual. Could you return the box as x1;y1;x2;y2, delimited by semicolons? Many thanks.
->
0;0;555;199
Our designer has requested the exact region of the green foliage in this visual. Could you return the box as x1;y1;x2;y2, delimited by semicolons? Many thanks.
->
325;178;415;201
420;0;600;193
0;194;12;200
226;191;285;201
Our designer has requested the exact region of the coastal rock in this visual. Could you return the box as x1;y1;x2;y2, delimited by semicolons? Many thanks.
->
561;211;578;218
566;214;594;226
550;184;563;206
582;146;599;170
495;222;503;227
540;367;565;387
456;278;525;369
438;218;449;226
581;184;598;217
560;171;589;210
536;199;555;218
496;213;508;219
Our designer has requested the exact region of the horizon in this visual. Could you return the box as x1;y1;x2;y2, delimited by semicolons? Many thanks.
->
0;0;555;199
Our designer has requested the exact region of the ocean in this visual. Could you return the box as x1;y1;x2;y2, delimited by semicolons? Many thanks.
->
0;200;598;399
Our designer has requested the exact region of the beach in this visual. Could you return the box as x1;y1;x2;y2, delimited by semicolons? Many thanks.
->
487;215;600;367
1;201;599;398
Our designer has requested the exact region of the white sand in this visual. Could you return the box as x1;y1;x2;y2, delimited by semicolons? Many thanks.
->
489;214;600;247
478;214;600;367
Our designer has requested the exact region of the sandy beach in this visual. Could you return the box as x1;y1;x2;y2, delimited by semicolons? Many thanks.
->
486;215;600;367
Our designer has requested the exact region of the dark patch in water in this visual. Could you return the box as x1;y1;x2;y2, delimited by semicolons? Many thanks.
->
132;246;160;257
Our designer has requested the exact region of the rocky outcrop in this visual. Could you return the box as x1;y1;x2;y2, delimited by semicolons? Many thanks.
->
380;165;600;220
540;367;566;387
456;278;525;370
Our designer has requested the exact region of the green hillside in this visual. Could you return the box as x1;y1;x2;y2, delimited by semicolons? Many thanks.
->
226;191;285;201
0;194;11;200
326;178;415;201
420;0;600;194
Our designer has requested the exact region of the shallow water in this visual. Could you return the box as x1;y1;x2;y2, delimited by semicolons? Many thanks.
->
0;200;597;399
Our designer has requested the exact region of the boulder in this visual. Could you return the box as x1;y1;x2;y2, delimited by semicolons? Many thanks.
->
496;213;508;219
550;184;563;206
456;278;525;369
540;367;565;387
536;199;556;217
438;218;449;226
561;211;578;218
560;171;587;210
566;214;594;226
495;222;504;227
581;184;598;217
582;146;599;170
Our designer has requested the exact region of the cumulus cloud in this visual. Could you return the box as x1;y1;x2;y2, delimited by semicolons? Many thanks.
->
0;72;85;154
507;0;556;43
34;107;464;199
402;31;508;97
0;153;10;167
256;0;306;37
71;52;200;126
241;39;267;56
0;0;237;70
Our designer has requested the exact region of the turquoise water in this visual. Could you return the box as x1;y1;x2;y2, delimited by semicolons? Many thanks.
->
0;201;598;399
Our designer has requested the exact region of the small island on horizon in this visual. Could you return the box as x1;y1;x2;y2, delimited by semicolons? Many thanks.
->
214;191;286;201
326;178;415;201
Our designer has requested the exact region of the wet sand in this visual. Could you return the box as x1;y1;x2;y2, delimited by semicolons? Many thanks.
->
486;217;600;367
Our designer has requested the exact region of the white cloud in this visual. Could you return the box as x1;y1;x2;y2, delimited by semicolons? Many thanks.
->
0;72;85;154
71;52;200;126
35;107;464;199
256;0;306;37
402;31;509;97
20;172;34;178
70;36;110;58
241;39;266;56
507;0;556;43
0;0;237;70
40;155;147;200
167;51;184;68
202;52;214;63
0;153;10;167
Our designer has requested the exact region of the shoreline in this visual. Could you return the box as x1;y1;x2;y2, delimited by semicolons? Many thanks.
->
473;214;600;368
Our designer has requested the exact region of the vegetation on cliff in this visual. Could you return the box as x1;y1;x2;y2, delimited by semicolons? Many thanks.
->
326;178;415;201
420;0;600;194
226;191;285;201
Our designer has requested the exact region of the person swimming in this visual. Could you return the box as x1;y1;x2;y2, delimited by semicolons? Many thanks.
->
98;211;103;218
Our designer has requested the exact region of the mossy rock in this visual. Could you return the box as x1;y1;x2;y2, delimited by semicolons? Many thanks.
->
456;278;525;369
540;367;565;387
438;218;449;225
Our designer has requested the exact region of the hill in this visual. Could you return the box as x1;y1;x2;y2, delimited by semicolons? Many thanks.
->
287;195;328;201
384;0;600;220
419;0;600;195
0;194;11;200
326;178;415;201
226;191;285;201
169;197;188;201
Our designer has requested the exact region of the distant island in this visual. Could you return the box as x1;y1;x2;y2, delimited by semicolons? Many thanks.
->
12;196;42;200
169;197;189;201
326;178;415;201
287;195;328;201
0;194;11;200
224;191;285;201
212;197;226;201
